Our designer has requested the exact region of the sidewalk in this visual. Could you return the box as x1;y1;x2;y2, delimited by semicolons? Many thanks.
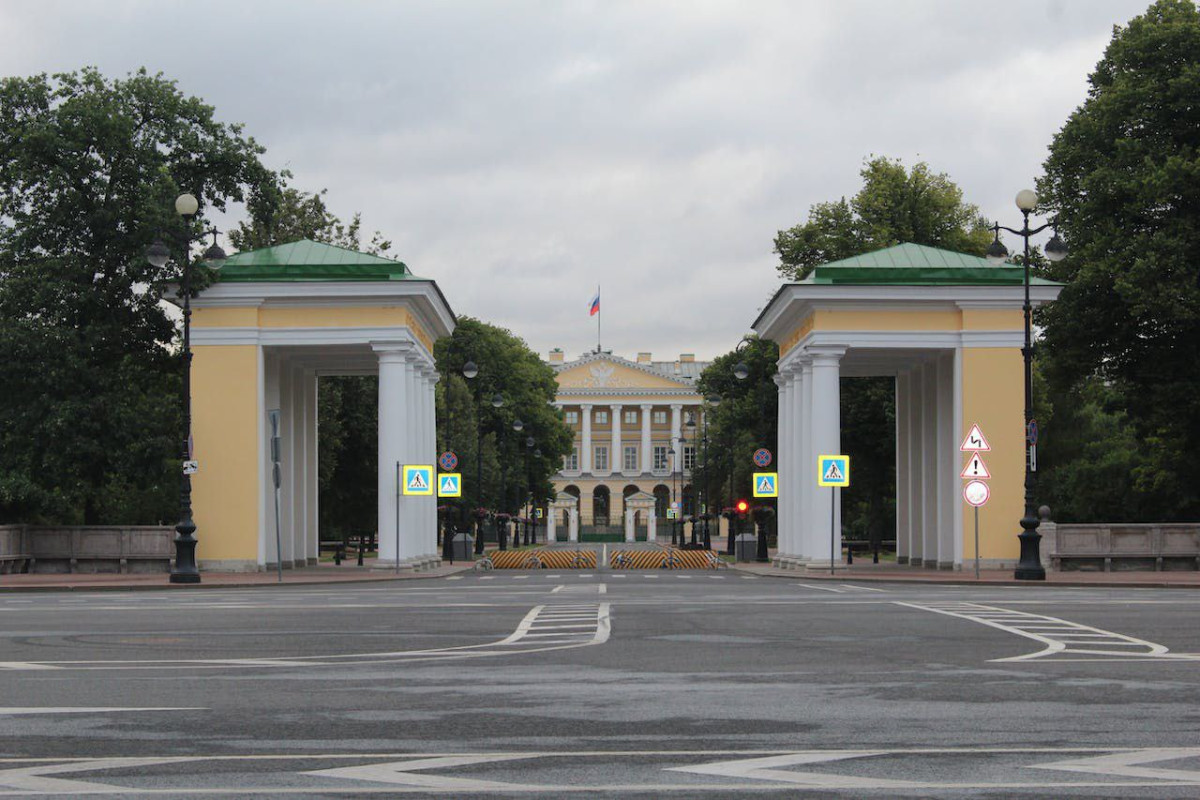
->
0;561;474;592
729;559;1200;588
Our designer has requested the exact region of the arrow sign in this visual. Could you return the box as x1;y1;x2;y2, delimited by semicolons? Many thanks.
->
960;452;991;480
959;423;991;452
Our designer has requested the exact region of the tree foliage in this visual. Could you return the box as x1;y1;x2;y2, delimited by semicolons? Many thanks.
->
774;156;994;280
1038;0;1200;519
0;68;279;523
435;318;574;522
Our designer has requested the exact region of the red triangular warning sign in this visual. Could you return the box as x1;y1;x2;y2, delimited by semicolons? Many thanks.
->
960;452;991;479
959;423;991;452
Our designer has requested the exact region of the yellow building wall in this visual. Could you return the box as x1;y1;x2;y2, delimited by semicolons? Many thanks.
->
960;348;1025;560
193;305;435;354
190;345;261;564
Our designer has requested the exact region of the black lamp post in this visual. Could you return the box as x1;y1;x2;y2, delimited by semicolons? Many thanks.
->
146;192;226;585
460;360;488;555
986;189;1068;581
685;414;697;545
728;345;751;554
523;434;535;545
701;394;721;550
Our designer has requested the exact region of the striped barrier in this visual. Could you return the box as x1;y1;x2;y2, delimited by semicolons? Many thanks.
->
609;548;724;570
487;549;597;569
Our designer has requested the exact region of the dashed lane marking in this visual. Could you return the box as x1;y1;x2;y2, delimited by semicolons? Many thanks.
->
896;600;1200;661
0;604;610;671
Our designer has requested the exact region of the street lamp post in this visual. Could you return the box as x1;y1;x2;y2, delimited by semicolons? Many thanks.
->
702;394;721;550
986;189;1068;582
685;413;697;545
145;192;226;585
728;345;751;555
523;434;535;545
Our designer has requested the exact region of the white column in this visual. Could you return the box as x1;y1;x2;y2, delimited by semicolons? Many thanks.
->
807;347;844;570
424;365;440;562
399;354;420;566
375;344;411;567
278;364;295;568
640;404;652;473
773;373;789;563
289;364;305;567
546;508;557;543
305;370;319;565
261;353;279;568
624;508;635;542
580;404;593;474
895;370;911;565
921;359;938;567
670;403;682;477
908;362;926;567
797;359;813;560
610;404;622;474
568;508;579;542
647;509;657;542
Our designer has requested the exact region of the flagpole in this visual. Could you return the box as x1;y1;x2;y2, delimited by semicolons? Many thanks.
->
596;283;601;353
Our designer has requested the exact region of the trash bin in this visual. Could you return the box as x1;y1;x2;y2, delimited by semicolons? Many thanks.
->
734;533;757;563
451;533;475;561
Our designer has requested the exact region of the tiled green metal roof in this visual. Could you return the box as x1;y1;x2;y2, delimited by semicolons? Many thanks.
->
217;239;416;282
802;242;1063;286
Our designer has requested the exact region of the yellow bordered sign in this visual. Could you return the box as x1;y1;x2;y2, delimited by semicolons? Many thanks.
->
817;454;850;487
752;472;778;497
403;465;434;496
436;472;461;497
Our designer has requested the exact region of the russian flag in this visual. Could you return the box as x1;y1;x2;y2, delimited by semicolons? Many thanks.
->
588;290;600;317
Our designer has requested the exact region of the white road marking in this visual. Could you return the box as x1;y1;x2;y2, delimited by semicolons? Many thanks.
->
896;600;1199;661
0;707;204;715
5;748;1200;794
793;583;843;593
306;754;537;791
841;584;887;592
669;751;921;788
0;604;611;671
445;576;463;580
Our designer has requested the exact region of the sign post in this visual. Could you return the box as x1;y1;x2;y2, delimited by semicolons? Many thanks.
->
960;424;992;579
817;454;850;574
268;409;283;584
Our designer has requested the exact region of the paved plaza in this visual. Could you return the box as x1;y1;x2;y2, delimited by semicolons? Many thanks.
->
2;572;1200;796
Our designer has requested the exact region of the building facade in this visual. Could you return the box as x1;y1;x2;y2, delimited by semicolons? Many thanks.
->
548;350;712;534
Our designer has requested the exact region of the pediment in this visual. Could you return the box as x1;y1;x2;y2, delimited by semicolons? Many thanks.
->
556;356;692;390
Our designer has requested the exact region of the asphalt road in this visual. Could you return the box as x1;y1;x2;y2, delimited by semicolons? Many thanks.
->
2;571;1200;797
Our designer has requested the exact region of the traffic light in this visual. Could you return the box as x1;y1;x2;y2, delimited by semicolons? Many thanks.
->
736;499;749;514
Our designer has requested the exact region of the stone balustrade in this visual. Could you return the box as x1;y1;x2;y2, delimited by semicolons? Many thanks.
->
0;525;173;574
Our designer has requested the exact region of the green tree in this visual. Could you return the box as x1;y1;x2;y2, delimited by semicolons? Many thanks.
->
0;68;279;524
435;318;573;522
228;186;393;256
1038;0;1200;519
695;337;779;513
774;156;994;280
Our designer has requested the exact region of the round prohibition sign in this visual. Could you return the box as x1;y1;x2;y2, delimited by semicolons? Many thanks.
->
963;480;990;508
438;451;458;471
753;448;773;468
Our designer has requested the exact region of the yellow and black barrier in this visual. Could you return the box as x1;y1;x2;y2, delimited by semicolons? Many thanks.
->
487;549;597;569
609;548;723;570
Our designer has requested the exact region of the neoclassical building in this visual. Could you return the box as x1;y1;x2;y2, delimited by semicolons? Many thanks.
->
548;350;711;534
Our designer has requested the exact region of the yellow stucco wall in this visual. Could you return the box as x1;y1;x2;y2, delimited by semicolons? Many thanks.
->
813;309;962;331
190;345;260;563
960;347;1025;560
193;305;434;354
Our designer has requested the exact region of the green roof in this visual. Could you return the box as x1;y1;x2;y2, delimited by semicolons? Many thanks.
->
217;239;417;282
802;242;1063;286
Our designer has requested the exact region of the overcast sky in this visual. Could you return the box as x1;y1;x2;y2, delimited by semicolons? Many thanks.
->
0;0;1151;361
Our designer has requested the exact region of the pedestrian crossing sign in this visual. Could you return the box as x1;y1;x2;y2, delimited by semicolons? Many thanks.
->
436;472;461;498
403;465;434;496
753;472;778;497
817;454;850;487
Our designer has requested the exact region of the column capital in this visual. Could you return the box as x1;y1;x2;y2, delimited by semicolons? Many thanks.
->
670;403;683;411
580;403;593;410
806;345;848;367
773;374;787;389
371;341;414;363
639;403;653;411
610;403;622;410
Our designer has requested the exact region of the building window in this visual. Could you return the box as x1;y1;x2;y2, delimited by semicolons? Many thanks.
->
564;410;578;425
683;446;696;471
594;445;609;472
563;448;578;471
652;445;668;471
653;410;667;424
595;410;609;425
623;445;638;472
623;410;638;425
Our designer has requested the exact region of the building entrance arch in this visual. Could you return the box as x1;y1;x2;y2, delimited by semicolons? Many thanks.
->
185;239;455;572
754;243;1063;570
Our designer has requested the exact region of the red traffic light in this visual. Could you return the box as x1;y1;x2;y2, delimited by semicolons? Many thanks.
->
736;500;749;513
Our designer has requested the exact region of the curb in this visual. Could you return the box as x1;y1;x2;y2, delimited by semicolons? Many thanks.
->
0;566;476;593
726;564;1200;589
